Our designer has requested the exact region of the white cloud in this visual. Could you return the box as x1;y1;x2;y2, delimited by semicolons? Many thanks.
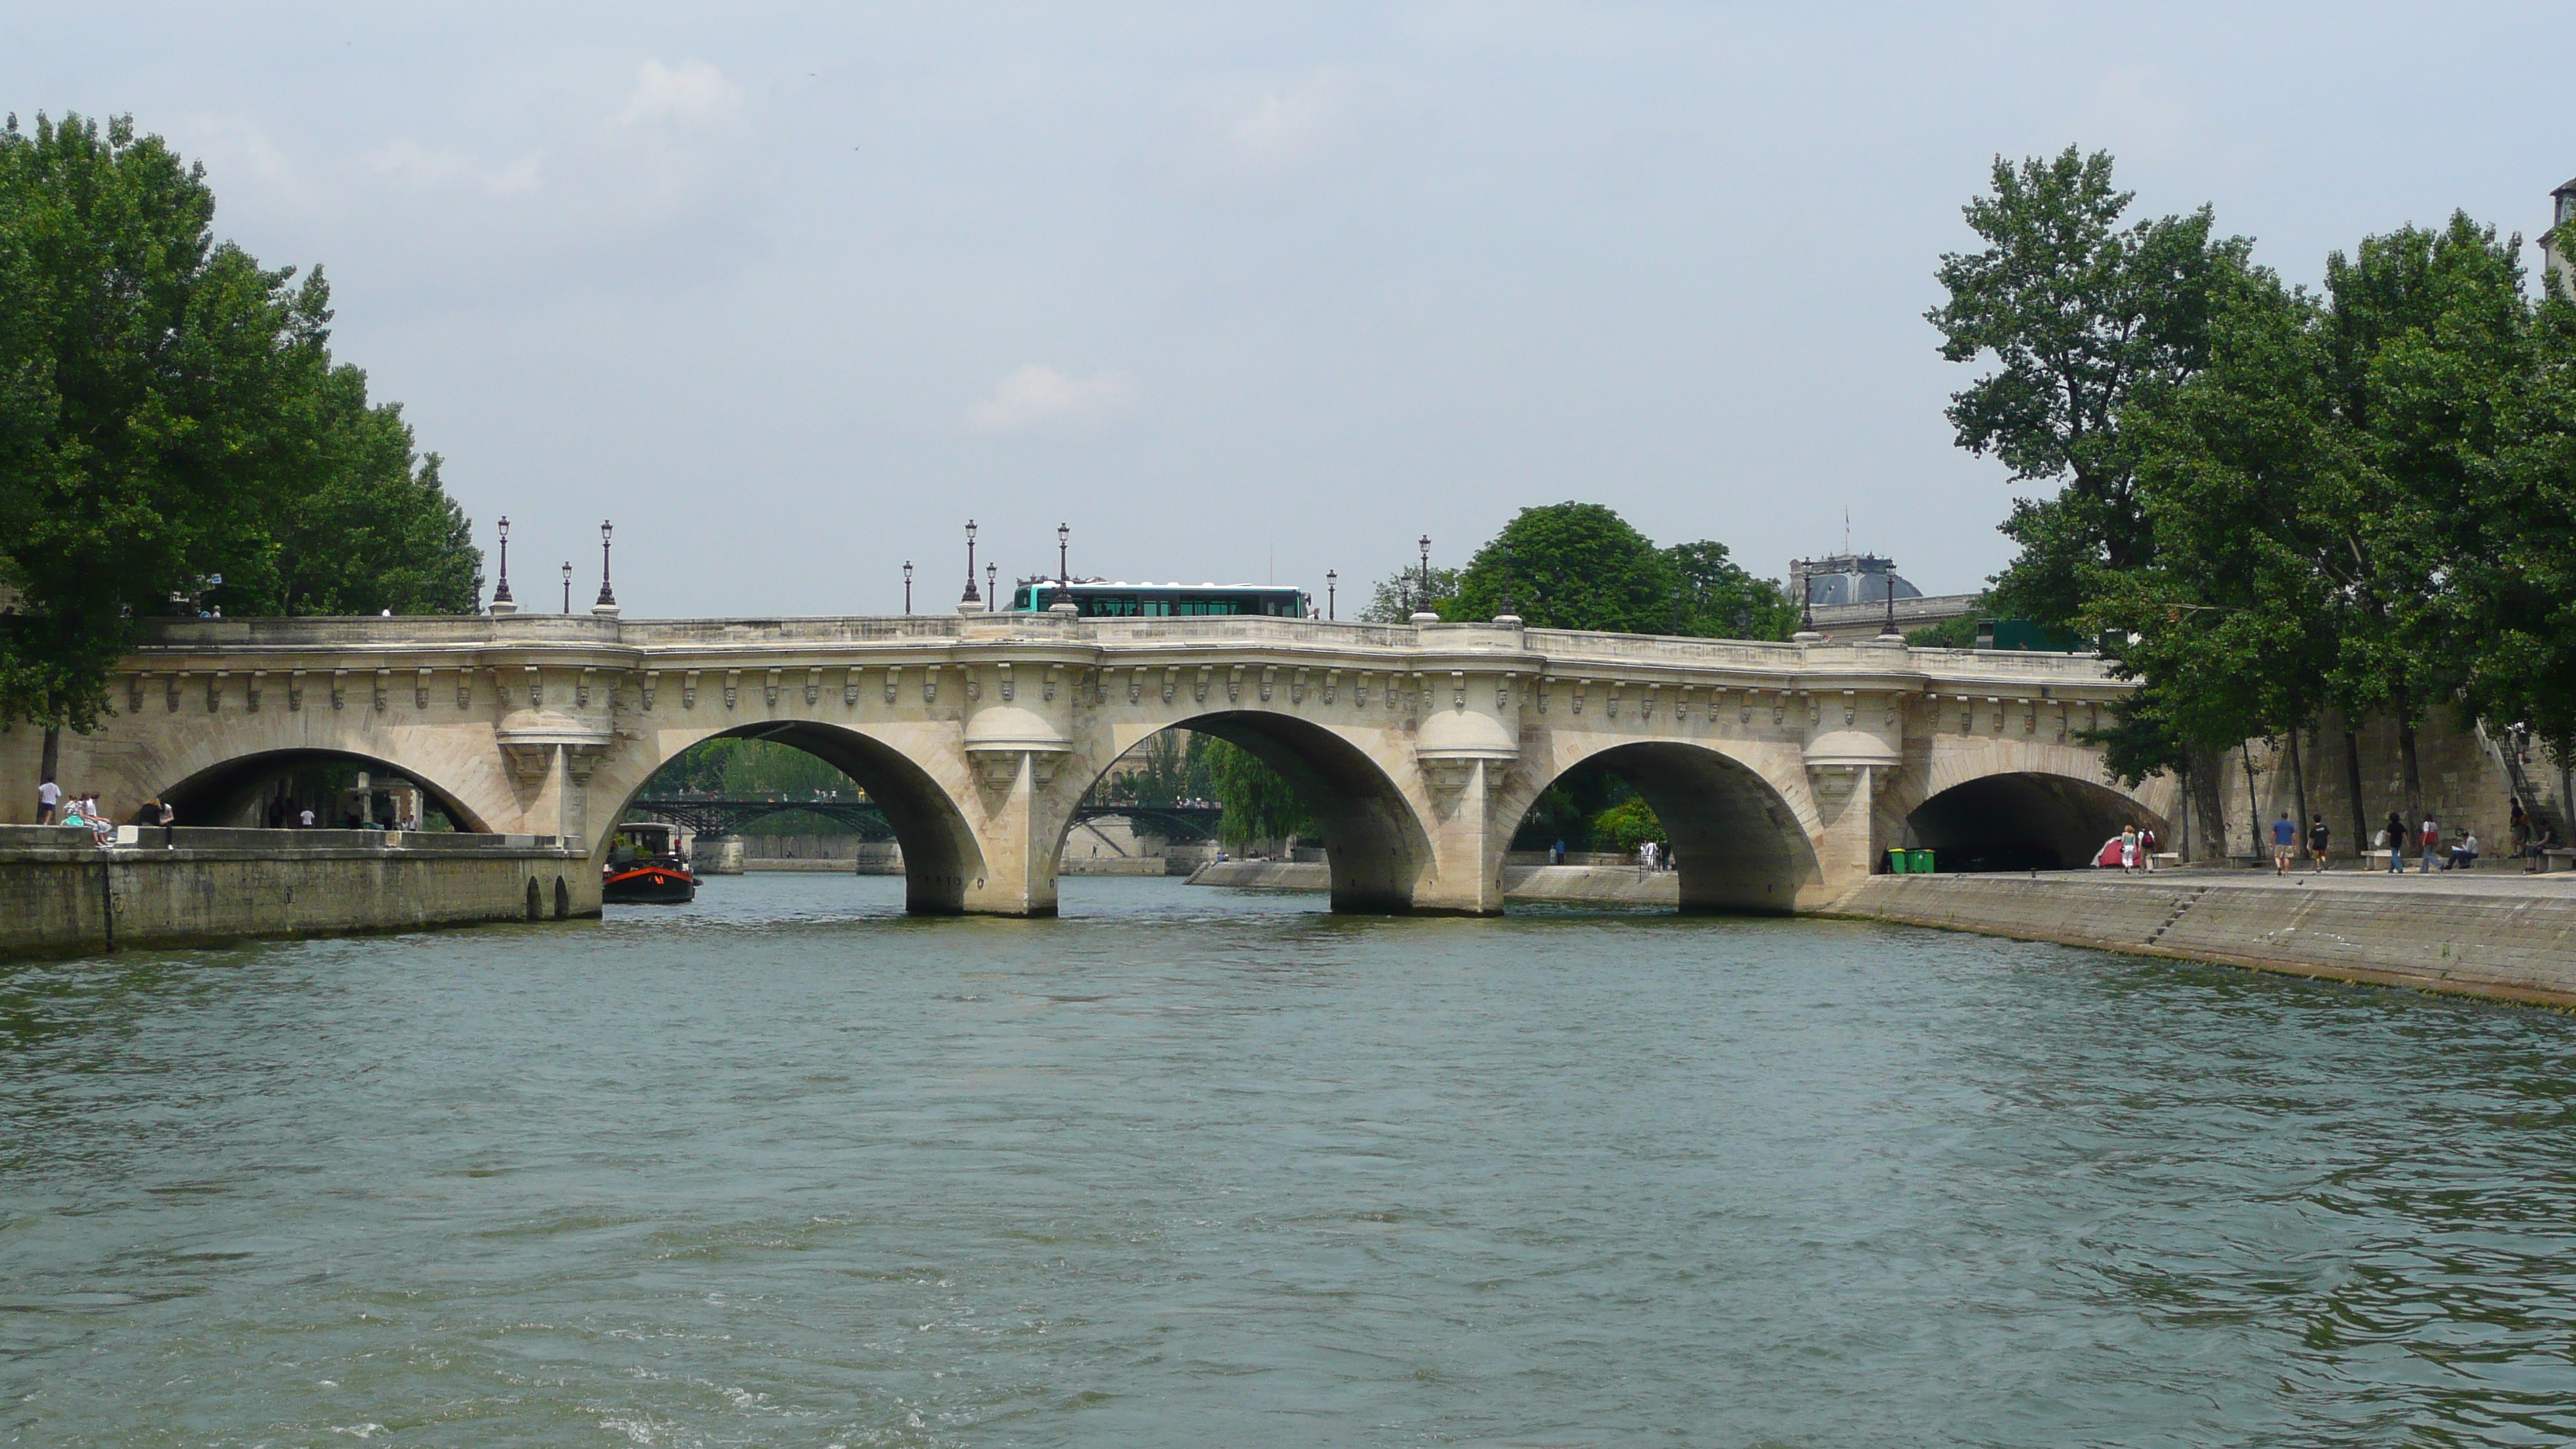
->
968;365;1139;433
618;59;741;127
1199;72;1351;172
363;138;543;196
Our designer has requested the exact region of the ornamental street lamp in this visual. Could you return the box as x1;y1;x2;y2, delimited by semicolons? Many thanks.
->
903;560;913;615
596;519;617;610
560;561;573;614
491;516;516;612
961;520;981;608
1057;522;1070;583
1411;534;1436;622
1325;568;1338;620
986;561;998;612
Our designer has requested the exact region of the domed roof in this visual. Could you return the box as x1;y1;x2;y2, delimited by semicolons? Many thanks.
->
962;704;1070;752
1802;728;1899;769
1416;707;1518;760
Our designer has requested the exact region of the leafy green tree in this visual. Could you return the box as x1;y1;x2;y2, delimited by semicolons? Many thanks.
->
1440;502;1677;632
2468;294;2576;790
0;111;481;750
1203;736;1314;848
1589;796;1664;855
1661;539;1800;639
2097;214;2547;836
1903;607;1985;649
1928;146;2250;631
1358;564;1458;623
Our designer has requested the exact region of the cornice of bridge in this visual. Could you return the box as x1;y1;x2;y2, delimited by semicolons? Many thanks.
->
115;614;2134;697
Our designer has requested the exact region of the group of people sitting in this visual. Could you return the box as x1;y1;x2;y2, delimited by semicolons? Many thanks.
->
36;778;173;846
2342;802;2560;873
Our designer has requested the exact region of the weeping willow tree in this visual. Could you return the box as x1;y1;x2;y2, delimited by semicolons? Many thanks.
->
1202;737;1314;849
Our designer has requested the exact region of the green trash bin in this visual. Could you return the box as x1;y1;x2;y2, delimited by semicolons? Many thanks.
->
1909;848;1936;874
1887;848;1912;874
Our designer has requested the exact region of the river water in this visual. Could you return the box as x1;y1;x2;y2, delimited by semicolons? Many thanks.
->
5;875;2576;1447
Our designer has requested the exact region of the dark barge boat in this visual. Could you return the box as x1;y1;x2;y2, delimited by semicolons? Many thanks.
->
603;821;697;904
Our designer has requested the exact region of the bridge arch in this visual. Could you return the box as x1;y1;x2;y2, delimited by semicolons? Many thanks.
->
597;721;986;915
1055;712;1434;913
1494;738;1823;915
155;747;497;833
1902;770;2169;872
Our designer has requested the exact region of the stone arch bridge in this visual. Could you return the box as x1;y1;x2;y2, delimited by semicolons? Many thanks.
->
20;613;2172;916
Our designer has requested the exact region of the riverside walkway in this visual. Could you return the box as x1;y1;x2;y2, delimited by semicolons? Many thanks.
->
1836;867;2576;1007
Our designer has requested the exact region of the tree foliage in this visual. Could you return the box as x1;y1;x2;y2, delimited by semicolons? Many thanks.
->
1426;502;1797;640
1589;796;1665;855
1928;146;2251;631
0;112;479;734
1202;735;1315;848
2085;207;2576;820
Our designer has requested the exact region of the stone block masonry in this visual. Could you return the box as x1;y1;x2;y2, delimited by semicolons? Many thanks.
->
1834;872;2576;1008
1;825;597;960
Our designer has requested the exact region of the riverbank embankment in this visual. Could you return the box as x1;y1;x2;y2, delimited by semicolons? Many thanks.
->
1190;859;1681;906
1833;871;2576;1006
1;824;595;959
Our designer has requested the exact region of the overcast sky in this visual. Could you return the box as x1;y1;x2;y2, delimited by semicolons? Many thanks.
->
16;2;2575;615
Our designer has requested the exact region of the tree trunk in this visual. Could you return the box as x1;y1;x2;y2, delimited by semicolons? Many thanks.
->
2189;750;2230;862
2343;726;2369;855
2286;730;2310;844
2399;721;2424;826
2241;742;2263;859
39;724;60;795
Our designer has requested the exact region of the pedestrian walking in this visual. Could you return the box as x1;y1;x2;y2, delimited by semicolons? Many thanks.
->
36;776;61;824
2382;811;2406;874
1550;839;1565;865
2119;824;2139;873
2140;824;2159;871
2270;812;2297;874
2307;814;2331;872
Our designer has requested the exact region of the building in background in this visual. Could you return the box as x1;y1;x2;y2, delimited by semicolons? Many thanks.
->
2543;176;2576;300
1787;553;1982;642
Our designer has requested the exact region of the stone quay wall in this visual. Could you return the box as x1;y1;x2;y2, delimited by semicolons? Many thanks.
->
1834;873;2576;1007
1;825;596;960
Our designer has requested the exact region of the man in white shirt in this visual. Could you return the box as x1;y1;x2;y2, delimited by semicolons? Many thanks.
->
296;807;315;828
36;778;61;824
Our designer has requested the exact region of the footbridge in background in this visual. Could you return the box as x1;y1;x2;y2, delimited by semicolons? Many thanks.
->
15;612;2172;916
625;795;1223;844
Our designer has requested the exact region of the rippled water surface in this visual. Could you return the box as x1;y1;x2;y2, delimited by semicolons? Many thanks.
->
7;874;2576;1447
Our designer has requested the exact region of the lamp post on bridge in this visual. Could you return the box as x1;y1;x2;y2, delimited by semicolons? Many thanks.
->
560;561;573;614
1410;534;1438;623
490;517;516;614
594;519;618;615
1325;569;1337;621
986;561;998;613
903;560;913;615
1054;522;1076;614
961;520;981;611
